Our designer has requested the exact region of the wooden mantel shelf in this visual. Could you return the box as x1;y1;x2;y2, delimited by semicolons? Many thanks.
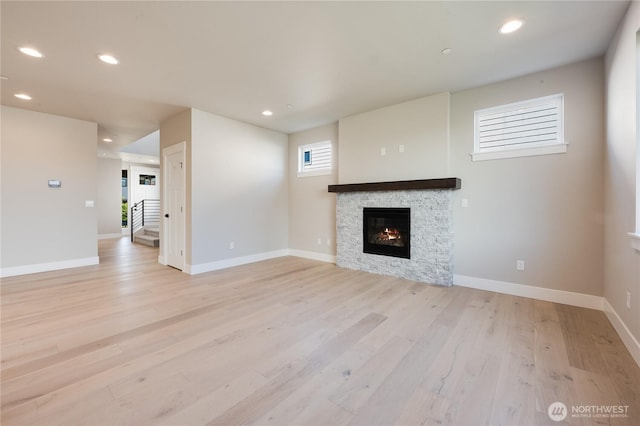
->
328;177;461;193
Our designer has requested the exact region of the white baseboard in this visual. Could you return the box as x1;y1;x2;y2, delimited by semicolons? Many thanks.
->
288;249;336;264
185;249;290;275
603;299;640;367
184;249;336;275
0;256;100;278
453;274;604;310
98;233;124;240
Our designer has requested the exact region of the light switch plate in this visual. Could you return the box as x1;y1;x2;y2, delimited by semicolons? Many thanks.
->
48;179;61;188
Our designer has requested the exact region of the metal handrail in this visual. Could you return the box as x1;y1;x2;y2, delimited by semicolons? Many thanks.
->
130;199;160;242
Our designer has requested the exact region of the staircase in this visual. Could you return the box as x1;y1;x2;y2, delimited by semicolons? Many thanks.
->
134;226;160;247
130;199;160;247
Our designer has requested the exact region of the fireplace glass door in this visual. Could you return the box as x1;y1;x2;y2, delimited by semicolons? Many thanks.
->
363;207;410;259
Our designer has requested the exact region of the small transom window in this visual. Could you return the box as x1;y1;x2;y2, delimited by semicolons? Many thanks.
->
298;140;332;177
472;94;566;161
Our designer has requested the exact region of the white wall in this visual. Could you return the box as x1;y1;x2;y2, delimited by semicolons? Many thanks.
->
190;108;289;268
0;106;98;276
604;1;640;352
338;92;450;184
288;123;338;260
129;166;160;205
96;157;122;237
450;58;605;296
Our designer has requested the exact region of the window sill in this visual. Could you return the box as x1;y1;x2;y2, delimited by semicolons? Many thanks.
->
471;144;567;162
297;169;332;178
629;233;640;252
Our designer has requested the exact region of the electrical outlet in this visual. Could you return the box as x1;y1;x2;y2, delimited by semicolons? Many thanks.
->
229;241;235;250
516;260;525;271
461;198;469;208
627;292;631;309
326;238;331;246
317;237;322;245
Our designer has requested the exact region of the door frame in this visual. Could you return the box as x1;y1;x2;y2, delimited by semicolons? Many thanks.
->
160;141;186;270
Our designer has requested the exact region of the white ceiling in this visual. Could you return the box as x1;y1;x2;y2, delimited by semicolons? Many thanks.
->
1;1;630;158
119;130;161;164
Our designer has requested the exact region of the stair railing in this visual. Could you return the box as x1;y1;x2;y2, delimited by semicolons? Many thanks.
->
130;199;161;242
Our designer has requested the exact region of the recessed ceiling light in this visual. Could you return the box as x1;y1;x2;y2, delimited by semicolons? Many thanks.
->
498;19;524;35
14;93;32;100
262;110;273;116
441;48;453;55
18;46;44;58
98;54;119;65
103;138;113;143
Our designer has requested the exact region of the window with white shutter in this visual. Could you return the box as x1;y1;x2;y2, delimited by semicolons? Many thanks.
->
298;140;332;177
472;94;566;161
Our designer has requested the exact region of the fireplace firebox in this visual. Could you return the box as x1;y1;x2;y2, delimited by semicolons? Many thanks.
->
363;207;410;259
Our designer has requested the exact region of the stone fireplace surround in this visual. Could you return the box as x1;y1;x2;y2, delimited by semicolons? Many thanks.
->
329;178;461;286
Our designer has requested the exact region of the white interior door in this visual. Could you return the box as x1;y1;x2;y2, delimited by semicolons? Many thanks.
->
163;142;186;271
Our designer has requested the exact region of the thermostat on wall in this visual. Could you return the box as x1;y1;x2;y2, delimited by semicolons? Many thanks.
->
48;179;61;188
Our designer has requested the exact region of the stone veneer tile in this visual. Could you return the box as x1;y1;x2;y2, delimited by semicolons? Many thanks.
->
336;190;454;286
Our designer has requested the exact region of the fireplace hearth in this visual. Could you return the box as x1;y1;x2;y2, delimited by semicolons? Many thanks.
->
363;207;410;259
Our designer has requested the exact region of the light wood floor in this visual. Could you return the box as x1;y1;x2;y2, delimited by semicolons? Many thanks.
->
1;238;639;426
